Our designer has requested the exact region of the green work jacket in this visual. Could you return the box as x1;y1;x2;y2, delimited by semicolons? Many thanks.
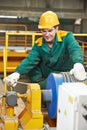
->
16;30;83;86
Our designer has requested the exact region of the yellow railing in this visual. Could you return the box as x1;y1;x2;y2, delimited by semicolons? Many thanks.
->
5;31;42;50
3;31;42;78
2;32;87;92
3;31;42;92
73;34;87;65
4;32;87;53
3;32;87;79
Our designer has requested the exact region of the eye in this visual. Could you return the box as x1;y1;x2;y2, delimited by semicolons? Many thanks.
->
48;29;52;32
48;28;55;33
43;30;47;33
41;30;47;33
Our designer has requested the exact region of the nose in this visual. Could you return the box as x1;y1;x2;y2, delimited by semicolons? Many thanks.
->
45;31;50;36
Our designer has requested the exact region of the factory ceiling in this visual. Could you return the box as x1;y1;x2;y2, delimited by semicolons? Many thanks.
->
0;0;86;19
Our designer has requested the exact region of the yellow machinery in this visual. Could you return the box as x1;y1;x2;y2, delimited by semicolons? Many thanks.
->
0;72;87;130
18;83;43;130
0;83;43;130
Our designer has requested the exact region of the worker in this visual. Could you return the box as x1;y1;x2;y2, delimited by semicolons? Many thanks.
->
3;11;87;89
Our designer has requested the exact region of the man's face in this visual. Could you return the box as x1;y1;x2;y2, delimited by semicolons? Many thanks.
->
41;26;58;43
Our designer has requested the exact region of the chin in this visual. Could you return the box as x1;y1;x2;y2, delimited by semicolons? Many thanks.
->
45;39;52;42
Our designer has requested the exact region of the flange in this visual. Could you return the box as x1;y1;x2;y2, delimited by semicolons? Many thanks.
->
46;73;64;119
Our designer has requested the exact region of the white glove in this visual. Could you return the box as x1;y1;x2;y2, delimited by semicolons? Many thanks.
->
70;63;87;81
3;72;20;87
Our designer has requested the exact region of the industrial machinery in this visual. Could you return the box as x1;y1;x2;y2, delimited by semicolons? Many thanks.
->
0;83;43;130
57;82;87;130
0;72;87;130
46;72;87;118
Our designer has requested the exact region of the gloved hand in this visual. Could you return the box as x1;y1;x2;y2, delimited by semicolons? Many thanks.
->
3;72;20;87
70;63;87;81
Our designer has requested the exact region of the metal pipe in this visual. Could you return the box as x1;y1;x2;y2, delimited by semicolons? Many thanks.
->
17;81;52;102
41;89;52;102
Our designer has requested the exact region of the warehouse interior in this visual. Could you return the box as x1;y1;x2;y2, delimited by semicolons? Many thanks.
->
0;0;87;32
0;0;87;130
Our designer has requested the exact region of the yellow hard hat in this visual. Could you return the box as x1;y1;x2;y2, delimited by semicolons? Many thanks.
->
38;11;60;29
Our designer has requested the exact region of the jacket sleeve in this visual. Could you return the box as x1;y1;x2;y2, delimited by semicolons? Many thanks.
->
64;32;84;64
15;44;40;75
